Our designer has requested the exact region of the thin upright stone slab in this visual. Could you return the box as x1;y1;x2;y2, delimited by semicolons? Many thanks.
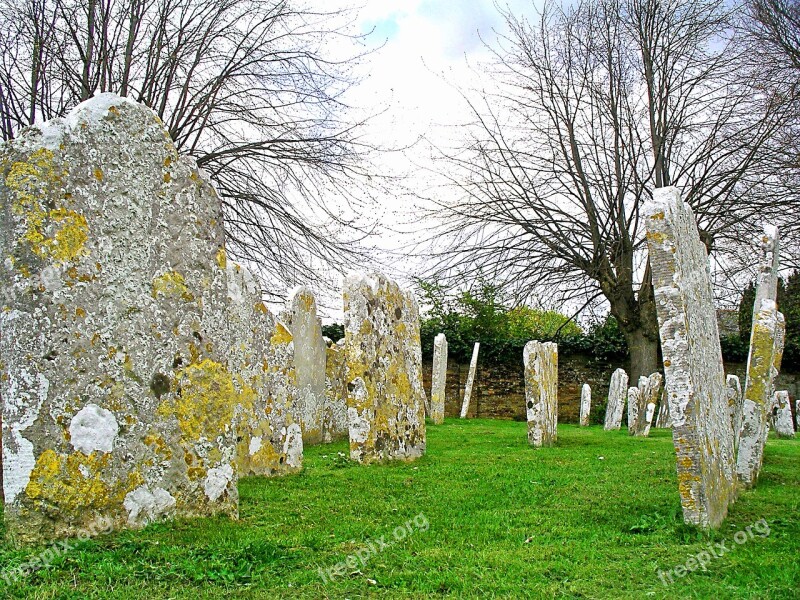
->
289;287;327;445
726;375;743;451
772;391;795;438
627;388;641;436
343;273;426;463
0;95;239;544
796;400;800;432
655;387;671;428
604;368;628;430
643;402;657;437
430;333;448;425
644;186;736;528
524;341;558;447
322;338;348;443
579;384;591;427
460;343;480;418
633;373;662;436
226;263;302;477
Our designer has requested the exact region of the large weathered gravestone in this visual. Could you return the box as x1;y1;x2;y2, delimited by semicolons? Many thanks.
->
430;333;448;425
627;387;641;436
604;368;628;431
726;374;743;452
342;273;426;463
644;187;736;528
289;287;327;445
736;225;785;488
460;343;480;418
633;373;662;437
579;384;591;427
524;341;558;447
772;391;795;438
0;95;239;544
323;338;348;443
226;263;302;477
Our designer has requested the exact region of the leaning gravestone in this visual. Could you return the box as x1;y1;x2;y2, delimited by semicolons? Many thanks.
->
579;384;591;427
289;287;327;445
460;343;480;418
430;333;448;425
0;94;239;544
772;391;795;438
323;338;348;443
655;387;671;428
524;341;558;447
736;225;785;487
604;368;628;430
644;187;736;528
633;373;662;436
343;273;426;463
227;263;303;477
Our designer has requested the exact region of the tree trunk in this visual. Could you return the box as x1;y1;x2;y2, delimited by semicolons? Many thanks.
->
625;328;660;383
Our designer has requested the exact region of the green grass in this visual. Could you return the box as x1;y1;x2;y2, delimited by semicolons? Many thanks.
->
0;420;798;599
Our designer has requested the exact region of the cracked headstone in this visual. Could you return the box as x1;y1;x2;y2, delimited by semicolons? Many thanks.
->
524;341;558;447
644;187;736;528
430;333;448;425
343;273;426;463
604;368;628;431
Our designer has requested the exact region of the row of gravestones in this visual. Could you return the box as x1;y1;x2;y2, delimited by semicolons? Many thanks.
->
0;95;427;545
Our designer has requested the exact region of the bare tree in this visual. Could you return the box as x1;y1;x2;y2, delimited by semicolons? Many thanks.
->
427;0;796;379
0;0;379;297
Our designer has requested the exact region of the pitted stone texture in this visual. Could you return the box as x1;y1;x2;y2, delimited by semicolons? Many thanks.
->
737;301;785;487
524;341;558;447
579;384;591;427
289;287;326;445
460;343;480;418
226;263;302;477
343;273;426;463
726;375;743;452
644;186;735;528
627;388;641;436
323;339;348;443
431;334;448;425
633;373;662;437
772;391;795;438
0;94;238;544
604;369;628;430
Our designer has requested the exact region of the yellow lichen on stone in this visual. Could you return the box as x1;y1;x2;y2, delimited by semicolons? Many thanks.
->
271;322;293;346
151;271;195;302
215;247;227;269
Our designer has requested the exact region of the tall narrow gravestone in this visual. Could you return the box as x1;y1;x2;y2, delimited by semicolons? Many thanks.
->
323;338;348;443
460;343;480;418
430;334;448;425
633;373;662;437
0;95;239;543
772;391;795;438
644;187;736;528
524;341;558;447
343;273;426;463
736;226;785;487
604;368;628;430
579;384;591;427
627;388;641;436
726;375;743;452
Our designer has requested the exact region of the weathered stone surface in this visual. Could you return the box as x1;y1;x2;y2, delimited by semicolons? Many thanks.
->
342;273;426;463
603;368;628;430
289;287;326;445
524;341;558;447
460;343;480;418
633;373;662;437
797;399;800;432
0;94;239;544
430;333;447;425
226;263;302;478
644;186;736;528
726;374;743;452
772;391;795;438
655;386;671;428
737;302;785;487
322;338;348;443
579;384;591;427
627;387;641;436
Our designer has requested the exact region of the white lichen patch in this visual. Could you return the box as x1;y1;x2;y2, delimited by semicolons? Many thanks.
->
123;485;176;524
204;464;234;502
69;404;119;454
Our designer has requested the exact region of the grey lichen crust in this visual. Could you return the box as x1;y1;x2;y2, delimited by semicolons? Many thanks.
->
343;272;427;464
644;187;736;529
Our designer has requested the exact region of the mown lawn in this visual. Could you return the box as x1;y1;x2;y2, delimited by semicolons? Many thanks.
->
0;419;797;599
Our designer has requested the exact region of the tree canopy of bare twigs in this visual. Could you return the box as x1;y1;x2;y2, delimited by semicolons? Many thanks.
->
427;0;798;379
0;0;379;297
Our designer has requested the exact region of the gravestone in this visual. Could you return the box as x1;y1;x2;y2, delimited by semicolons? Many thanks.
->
524;341;558;447
430;334;448;425
579;384;591;427
627;388;641;436
0;94;239;543
323;338;348;443
460;343;480;418
343;273;426;463
726;374;743;451
634;373;662;436
772;391;795;438
655;387;671;428
644;187;736;528
604;368;628;431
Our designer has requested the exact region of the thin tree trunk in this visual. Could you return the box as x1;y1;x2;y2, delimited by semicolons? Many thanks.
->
625;328;660;382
